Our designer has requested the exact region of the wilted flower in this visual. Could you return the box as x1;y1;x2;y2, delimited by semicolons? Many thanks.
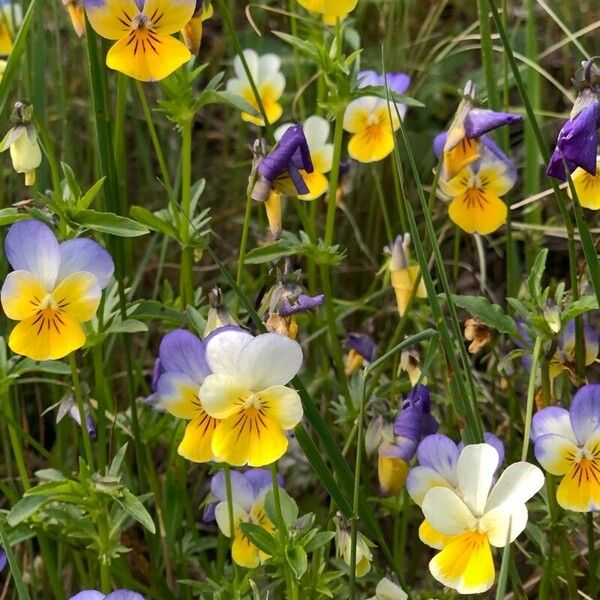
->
532;384;600;512
200;327;303;466
69;592;145;600
335;517;374;576
547;59;600;181
367;578;408;600
435;132;516;234
56;395;97;440
439;80;521;180
83;0;194;81
387;234;426;317
154;328;216;462
297;0;357;24
63;0;85;37
210;468;280;568
568;155;600;209
464;318;491;353
265;190;282;239
275;116;333;200
0;220;114;360
399;349;423;386
205;287;235;335
182;0;212;54
418;444;543;594
344;332;376;376
0;101;42;186
251;124;314;202
226;49;285;126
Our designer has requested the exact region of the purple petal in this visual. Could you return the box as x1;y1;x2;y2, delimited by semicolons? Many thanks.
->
210;470;254;511
158;329;210;383
379;437;417;461
69;593;105;600
570;384;600;444
104;592;146;600
193;0;203;15
464;108;521;138
347;333;376;362
432;132;446;159
393;386;432;461
244;468;282;495
0;549;6;572
416;434;459;485
57;238;114;289
151;358;162;392
5;220;61;290
203;501;216;523
420;413;439;438
384;72;410;95
357;70;381;88
531;406;574;442
279;293;325;316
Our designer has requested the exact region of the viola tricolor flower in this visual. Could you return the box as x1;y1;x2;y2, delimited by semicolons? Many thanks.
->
387;234;426;317
181;0;212;54
251;124;314;202
154;328;217;462
415;443;543;594
210;468;280;568
532;384;600;512
226;49;286;126
343;70;410;163
297;0;357;24
547;84;600;182
367;578;407;600
69;591;145;600
435;131;516;235
440;81;521;180
275;116;333;200
0;2;21;55
83;0;195;81
63;0;86;37
378;385;438;496
0;220;114;361
335;518;374;576
569;155;600;209
344;332;376;376
199;327;304;467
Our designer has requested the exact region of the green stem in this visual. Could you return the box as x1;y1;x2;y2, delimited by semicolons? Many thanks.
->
92;343;109;473
179;118;194;308
69;353;94;470
0;519;32;600
3;386;30;490
589;513;597;597
97;511;112;593
522;337;542;461
235;192;254;312
223;465;236;558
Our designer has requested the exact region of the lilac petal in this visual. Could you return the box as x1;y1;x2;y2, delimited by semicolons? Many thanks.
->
210;470;254;511
0;549;6;572
193;0;203;15
57;238;114;289
432;132;446;159
393;387;431;461
158;329;210;383
279;293;325;316
203;501;216;523
480;134;517;181
104;592;146;600
531;406;575;442
464;108;521;138
416;434;459;485
379;437;417;461
151;358;163;392
385;72;410;95
570;384;600;444
5;220;61;290
347;333;376;362
357;70;381;88
420;413;439;438
244;468;282;495
288;161;310;195
69;593;105;600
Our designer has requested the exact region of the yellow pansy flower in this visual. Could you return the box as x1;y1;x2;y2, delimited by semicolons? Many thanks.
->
200;328;303;467
83;0;195;81
0;220;114;360
275;116;334;200
297;0;358;24
226;49;286;126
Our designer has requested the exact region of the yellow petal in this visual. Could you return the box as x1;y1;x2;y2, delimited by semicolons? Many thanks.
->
258;385;303;429
66;3;86;37
1;271;47;320
477;163;516;196
232;532;261;568
570;166;600;210
241;95;283;126
348;124;395;163
443;138;480;180
429;531;495;594
391;265;424;316
0;24;12;55
177;410;219;463
182;15;203;54
106;31;191;82
448;189;507;235
9;312;85;361
438;167;474;198
84;0;141;40
211;408;289;467
298;169;329;201
52;272;101;322
418;519;453;550
556;458;600;512
143;0;196;34
377;455;408;496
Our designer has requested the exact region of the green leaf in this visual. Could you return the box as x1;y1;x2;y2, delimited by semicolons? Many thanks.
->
34;469;66;481
303;531;335;553
185;305;207;335
7;496;48;526
108;443;129;477
285;545;308;579
0;208;29;226
130;205;179;239
244;239;299;264
264;488;298;530
117;489;156;533
527;249;548;305
199;90;259;117
0;520;32;600
239;522;278;556
127;300;188;325
79;177;107;210
444;294;519;337
12;358;70;376
350;85;424;107
562;295;599;324
73;210;149;237
105;319;148;334
24;480;85;497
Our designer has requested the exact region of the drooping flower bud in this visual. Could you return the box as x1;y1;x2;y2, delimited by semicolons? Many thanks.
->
345;333;376;376
388;234;426;317
204;287;235;336
63;0;86;37
182;1;213;54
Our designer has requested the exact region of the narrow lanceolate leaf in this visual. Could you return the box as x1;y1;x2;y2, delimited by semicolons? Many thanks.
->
444;294;519;337
73;210;150;237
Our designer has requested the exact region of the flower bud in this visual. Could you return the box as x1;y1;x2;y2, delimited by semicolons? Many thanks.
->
63;0;85;37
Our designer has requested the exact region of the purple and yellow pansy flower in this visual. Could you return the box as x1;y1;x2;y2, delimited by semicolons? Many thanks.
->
532;384;600;512
210;468;280;568
154;328;218;462
0;220;114;361
200;327;304;467
83;0;195;81
69;591;145;600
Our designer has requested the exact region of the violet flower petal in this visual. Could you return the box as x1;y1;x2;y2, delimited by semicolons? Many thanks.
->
347;333;376;362
464;108;521;138
279;293;325;316
569;384;600;445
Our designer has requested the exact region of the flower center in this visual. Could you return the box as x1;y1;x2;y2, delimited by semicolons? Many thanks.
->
462;187;489;209
132;13;151;30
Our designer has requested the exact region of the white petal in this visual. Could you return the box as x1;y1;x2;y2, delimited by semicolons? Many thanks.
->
233;49;258;81
274;122;293;142
303;115;331;149
406;465;453;506
343;96;380;132
421;487;477;536
204;327;254;378
456;443;498;516
480;503;529;547
257;53;281;82
214;501;247;538
237;332;303;389
484;461;544;513
375;577;408;600
261;71;286;99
